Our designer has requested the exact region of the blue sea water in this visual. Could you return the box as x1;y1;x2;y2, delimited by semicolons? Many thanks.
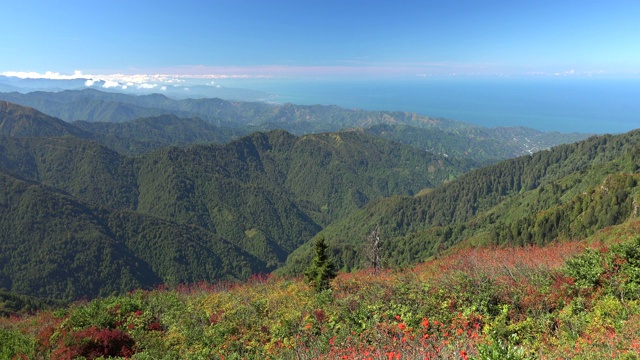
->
224;78;640;134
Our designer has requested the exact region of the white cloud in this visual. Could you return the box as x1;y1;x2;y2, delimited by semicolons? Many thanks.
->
160;86;167;91
102;80;120;88
137;83;157;89
0;70;266;85
1;70;85;80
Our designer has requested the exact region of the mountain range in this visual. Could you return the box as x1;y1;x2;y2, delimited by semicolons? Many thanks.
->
0;88;589;162
0;90;604;303
1;100;480;300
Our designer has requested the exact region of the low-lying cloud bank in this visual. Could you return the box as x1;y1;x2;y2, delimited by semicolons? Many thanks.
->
0;70;267;91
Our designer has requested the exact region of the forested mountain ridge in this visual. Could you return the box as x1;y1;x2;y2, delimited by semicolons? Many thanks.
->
0;101;89;138
281;130;640;274
0;168;263;300
0;103;477;300
0;88;471;128
72;114;247;155
0;89;200;124
0;100;246;155
0;89;590;161
365;123;590;164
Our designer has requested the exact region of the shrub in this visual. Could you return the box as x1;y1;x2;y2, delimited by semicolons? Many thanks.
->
52;326;135;359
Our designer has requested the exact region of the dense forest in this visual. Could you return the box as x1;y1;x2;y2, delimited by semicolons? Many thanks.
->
281;130;640;274
1;100;486;301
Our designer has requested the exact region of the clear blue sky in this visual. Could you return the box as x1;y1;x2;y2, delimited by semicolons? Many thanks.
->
1;0;640;80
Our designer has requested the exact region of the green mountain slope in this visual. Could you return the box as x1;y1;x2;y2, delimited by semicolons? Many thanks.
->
0;168;265;301
129;130;473;266
0;90;196;123
0;136;139;210
280;130;640;274
0;170;159;300
0;100;245;156
0;101;89;138
365;123;590;164
4;221;640;358
1;103;478;300
73;114;246;155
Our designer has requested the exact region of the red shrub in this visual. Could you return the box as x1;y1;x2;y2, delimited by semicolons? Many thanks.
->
52;326;135;359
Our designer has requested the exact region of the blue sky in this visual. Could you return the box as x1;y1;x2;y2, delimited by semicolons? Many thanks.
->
1;0;640;82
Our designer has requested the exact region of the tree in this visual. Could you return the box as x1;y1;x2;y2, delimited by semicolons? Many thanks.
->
304;237;336;292
365;224;382;273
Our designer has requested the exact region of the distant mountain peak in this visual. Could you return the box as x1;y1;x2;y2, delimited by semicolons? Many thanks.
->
0;101;87;138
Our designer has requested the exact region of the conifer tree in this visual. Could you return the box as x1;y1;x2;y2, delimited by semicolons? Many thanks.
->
304;237;336;292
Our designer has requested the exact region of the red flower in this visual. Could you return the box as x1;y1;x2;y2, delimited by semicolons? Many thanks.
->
421;317;430;328
387;351;401;360
460;350;468;360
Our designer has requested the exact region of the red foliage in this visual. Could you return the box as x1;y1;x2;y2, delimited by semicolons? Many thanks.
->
313;309;327;324
209;310;225;325
52;326;136;360
147;321;162;331
34;312;65;351
430;241;588;276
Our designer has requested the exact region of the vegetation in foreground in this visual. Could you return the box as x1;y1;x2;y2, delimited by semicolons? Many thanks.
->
3;224;640;359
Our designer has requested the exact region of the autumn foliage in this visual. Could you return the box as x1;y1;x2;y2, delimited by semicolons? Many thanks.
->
3;237;640;359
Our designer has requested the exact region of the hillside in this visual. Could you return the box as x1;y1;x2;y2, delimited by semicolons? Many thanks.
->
72;114;246;155
3;222;640;358
0;107;475;300
365;123;590;164
0;168;263;300
281;130;640;274
0;101;244;155
0;101;89;138
0;89;198;123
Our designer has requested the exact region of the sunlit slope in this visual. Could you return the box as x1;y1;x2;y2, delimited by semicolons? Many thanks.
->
281;130;640;274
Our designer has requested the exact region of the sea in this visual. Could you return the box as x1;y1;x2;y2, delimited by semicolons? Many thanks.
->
221;77;640;134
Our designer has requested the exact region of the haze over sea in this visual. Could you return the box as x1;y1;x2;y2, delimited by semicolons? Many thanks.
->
226;77;640;135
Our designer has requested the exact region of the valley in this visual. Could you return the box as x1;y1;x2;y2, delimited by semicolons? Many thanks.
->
0;89;638;359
